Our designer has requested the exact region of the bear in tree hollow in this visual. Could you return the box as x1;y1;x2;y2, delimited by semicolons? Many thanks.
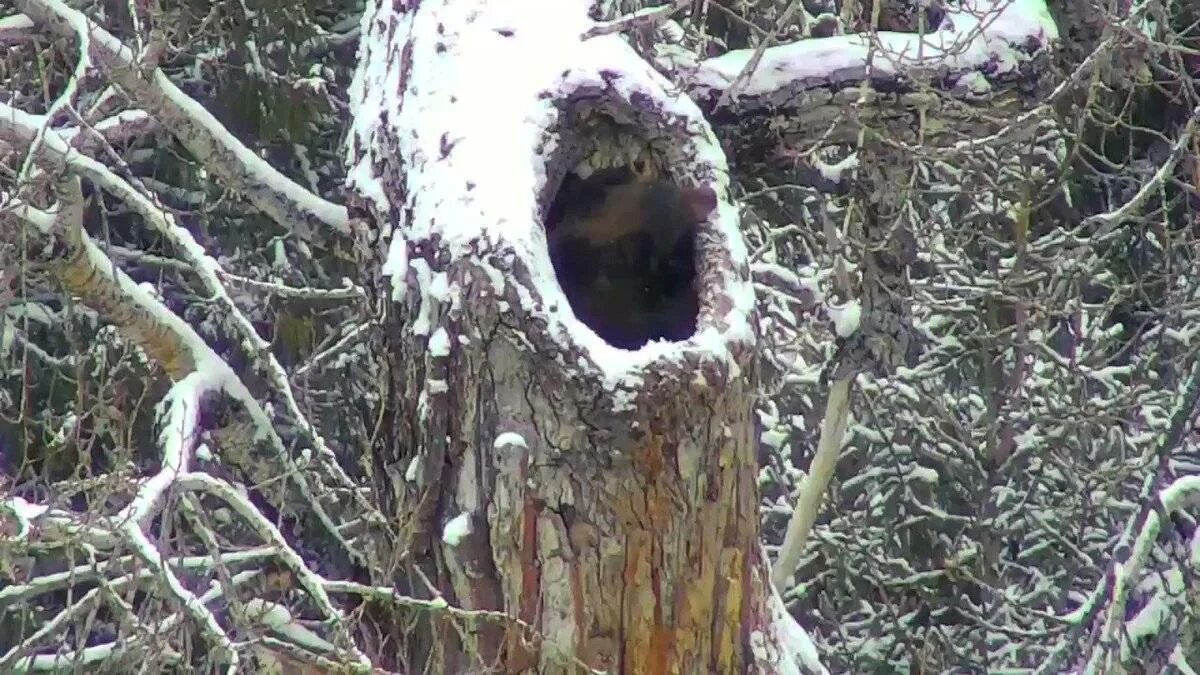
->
548;173;717;349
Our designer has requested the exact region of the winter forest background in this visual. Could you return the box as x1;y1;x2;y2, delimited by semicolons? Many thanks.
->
1;0;1198;672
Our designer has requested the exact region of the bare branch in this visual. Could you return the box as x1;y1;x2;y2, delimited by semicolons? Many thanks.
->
583;0;695;39
14;0;350;241
772;376;853;588
1085;106;1200;236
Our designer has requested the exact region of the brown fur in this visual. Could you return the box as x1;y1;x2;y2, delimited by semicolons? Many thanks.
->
549;178;716;348
548;180;716;256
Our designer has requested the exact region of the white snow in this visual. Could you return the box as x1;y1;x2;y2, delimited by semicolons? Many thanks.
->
428;327;451;357
493;432;528;449
827;300;862;337
379;236;409;301
405;454;422;482
906;465;939;484
761;427;789;450
695;0;1058;97
955;71;992;95
5;495;49;522
442;512;472;546
408;258;435;336
347;0;753;393
815;152;859;183
0;14;34;32
4;300;56;326
237;599;337;653
761;585;830;674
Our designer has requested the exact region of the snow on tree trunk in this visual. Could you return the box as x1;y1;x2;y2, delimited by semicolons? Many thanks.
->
344;1;818;673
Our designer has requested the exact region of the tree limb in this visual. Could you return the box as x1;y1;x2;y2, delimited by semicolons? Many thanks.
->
0;101;381;567
13;0;351;241
772;376;853;588
671;0;1059;114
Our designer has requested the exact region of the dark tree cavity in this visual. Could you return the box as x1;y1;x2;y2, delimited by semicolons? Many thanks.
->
547;165;716;349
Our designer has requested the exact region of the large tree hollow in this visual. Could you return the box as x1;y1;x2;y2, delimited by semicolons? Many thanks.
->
546;168;703;349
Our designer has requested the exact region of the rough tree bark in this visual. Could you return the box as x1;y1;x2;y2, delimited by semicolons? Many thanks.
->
0;0;1061;671
344;2;794;672
341;0;1059;672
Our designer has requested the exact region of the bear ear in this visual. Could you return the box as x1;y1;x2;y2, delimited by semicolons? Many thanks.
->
680;187;718;221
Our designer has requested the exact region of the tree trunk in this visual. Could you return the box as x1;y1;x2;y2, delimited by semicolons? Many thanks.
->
344;1;811;672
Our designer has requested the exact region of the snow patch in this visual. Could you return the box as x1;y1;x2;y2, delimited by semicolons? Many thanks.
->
5;496;49;521
828;300;862;337
380;235;409;301
907;465;939;484
428;327;451;357
756;585;830;674
405;454;422;482
815;152;859;183
442;512;472;546
493;432;528;449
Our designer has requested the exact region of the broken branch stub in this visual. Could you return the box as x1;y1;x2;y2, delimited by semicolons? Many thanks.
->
345;0;819;672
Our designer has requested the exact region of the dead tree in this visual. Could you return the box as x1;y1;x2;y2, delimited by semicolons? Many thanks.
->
344;1;782;671
345;0;1057;672
0;0;1060;672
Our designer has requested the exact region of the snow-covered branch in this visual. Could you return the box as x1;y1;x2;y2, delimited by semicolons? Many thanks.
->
1085;106;1200;236
13;0;351;241
0;99;380;566
58;110;158;156
1040;355;1200;672
2;191;380;660
1;191;237;669
3;178;200;377
0;13;34;45
673;0;1058;113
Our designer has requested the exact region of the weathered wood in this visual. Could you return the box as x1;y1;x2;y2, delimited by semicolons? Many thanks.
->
344;1;811;672
342;0;1060;669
